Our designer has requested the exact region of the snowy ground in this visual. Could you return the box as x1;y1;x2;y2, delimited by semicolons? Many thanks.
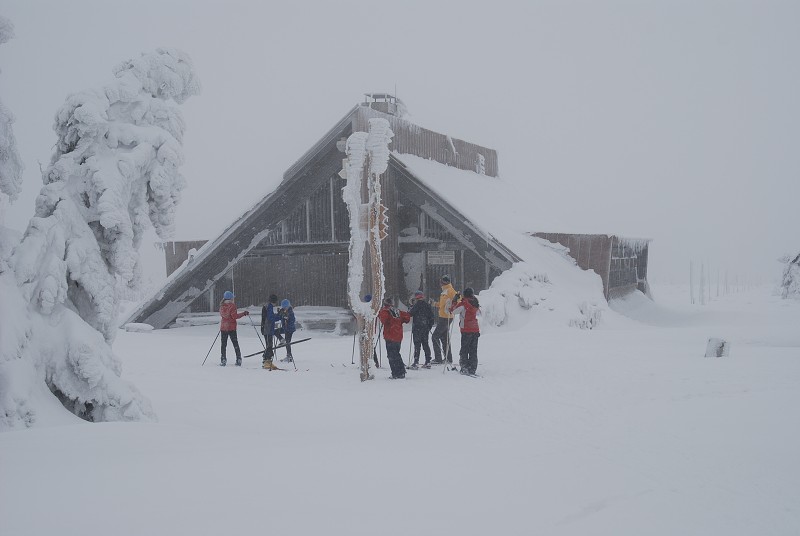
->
2;285;799;535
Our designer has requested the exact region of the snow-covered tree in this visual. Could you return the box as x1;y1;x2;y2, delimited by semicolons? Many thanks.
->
1;48;200;429
0;15;24;218
780;253;800;299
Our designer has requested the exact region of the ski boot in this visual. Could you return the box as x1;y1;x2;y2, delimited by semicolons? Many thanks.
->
220;357;227;367
235;357;242;367
262;359;279;370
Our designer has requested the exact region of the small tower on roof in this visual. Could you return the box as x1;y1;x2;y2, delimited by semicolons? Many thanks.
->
363;93;408;118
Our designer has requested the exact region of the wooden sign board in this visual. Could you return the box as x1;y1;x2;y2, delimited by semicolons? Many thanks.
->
427;251;455;265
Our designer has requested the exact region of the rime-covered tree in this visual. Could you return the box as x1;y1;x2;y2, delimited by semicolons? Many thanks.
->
780;253;800;299
0;15;23;220
1;48;200;429
0;15;28;428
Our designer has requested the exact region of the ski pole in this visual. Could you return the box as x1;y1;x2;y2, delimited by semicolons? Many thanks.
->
407;331;413;366
201;330;221;366
287;335;298;371
248;313;266;350
276;331;296;370
378;327;382;368
443;317;455;375
351;329;357;365
372;323;383;368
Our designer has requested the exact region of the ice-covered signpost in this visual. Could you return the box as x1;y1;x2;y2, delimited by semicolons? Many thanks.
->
342;118;393;381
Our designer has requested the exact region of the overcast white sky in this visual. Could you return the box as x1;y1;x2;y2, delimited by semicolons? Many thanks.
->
2;0;797;285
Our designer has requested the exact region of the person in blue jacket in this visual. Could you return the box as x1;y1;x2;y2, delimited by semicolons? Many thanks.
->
261;294;281;368
277;299;297;362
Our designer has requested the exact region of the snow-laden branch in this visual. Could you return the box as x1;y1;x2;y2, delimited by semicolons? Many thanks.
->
0;15;23;207
1;48;199;429
16;48;199;340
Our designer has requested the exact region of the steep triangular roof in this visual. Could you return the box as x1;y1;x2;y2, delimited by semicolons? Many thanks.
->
127;105;515;328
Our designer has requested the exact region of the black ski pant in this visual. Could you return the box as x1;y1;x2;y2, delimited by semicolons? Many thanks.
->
385;340;406;378
221;330;241;362
459;332;480;374
263;331;275;361
262;330;284;361
284;331;294;358
412;328;432;363
432;317;453;362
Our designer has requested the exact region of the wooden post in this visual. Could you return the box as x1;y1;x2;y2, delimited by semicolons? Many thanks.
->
342;118;393;382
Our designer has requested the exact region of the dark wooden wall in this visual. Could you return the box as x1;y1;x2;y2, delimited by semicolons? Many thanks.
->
164;240;209;276
533;233;650;300
608;238;650;298
232;250;349;308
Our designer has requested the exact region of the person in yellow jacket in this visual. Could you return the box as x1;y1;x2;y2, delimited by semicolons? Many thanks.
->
431;275;457;364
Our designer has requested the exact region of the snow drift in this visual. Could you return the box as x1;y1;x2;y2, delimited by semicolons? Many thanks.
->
395;154;609;331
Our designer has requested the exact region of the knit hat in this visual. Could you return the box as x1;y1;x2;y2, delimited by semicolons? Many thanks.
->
281;299;291;308
414;290;424;299
269;294;278;304
463;287;475;297
363;294;372;302
223;290;234;300
440;275;450;284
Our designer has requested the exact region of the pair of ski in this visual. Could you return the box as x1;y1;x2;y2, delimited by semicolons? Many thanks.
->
407;362;480;378
241;337;312;359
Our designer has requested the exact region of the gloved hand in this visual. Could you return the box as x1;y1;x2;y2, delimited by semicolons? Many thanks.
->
453;293;461;302
243;310;250;316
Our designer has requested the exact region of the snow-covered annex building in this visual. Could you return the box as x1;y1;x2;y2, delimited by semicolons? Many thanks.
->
128;95;650;329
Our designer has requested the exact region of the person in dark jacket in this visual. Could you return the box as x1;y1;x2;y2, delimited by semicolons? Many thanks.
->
408;290;435;368
449;287;480;375
377;297;411;379
277;299;297;362
219;290;249;366
261;294;282;369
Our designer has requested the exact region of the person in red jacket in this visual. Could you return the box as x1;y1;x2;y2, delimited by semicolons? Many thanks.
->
219;290;249;366
377;297;411;379
449;287;480;375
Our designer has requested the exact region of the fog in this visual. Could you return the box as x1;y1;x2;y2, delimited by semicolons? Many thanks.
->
2;0;797;286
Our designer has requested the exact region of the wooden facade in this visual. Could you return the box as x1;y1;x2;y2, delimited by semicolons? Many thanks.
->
129;97;516;328
532;233;651;300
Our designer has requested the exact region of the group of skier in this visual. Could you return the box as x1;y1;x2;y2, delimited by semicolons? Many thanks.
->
217;274;480;378
377;274;481;379
217;291;296;368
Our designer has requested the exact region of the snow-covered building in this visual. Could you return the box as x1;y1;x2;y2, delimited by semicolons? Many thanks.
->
533;233;651;300
128;95;650;329
128;95;518;328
